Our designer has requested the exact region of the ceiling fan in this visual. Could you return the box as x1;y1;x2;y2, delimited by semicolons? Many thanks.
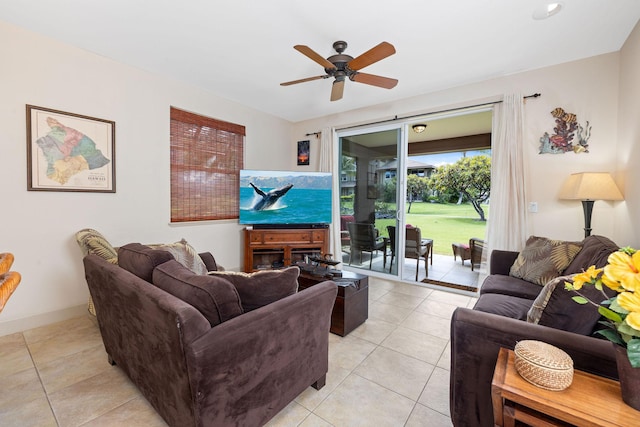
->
280;40;398;101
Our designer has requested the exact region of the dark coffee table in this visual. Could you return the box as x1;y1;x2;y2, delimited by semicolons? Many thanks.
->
298;270;368;337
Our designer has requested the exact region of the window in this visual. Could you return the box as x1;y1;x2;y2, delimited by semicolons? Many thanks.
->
170;107;245;222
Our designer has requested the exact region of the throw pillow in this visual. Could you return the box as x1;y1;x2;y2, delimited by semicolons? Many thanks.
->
509;236;582;286
118;243;174;282
148;239;208;276
208;267;299;312
75;228;118;317
527;273;616;335
526;274;575;324
563;235;620;274
152;260;243;327
75;228;118;264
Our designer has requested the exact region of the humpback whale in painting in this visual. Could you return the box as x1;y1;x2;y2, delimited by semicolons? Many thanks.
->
249;183;293;211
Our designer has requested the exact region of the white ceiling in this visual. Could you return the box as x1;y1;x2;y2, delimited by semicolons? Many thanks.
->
2;1;639;123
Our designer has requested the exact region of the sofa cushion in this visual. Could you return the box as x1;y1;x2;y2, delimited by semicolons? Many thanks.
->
153;260;243;326
528;273;617;335
563;235;619;274
208;267;299;312
509;236;582;286
118;243;174;282
472;293;533;321
479;274;542;300
147;239;208;275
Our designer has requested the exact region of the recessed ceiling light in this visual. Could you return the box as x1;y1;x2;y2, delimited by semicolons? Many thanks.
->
533;2;563;20
412;124;427;133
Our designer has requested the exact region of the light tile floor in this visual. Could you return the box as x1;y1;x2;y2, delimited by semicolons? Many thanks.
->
0;277;477;427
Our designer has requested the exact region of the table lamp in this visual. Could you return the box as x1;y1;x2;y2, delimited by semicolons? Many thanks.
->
558;172;624;237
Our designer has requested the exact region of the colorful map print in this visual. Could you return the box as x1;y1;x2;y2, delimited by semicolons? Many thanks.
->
35;117;110;185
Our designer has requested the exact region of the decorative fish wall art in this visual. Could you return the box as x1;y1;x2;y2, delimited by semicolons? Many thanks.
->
539;107;591;154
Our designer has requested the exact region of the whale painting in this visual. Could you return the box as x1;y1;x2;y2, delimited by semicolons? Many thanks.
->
239;170;332;225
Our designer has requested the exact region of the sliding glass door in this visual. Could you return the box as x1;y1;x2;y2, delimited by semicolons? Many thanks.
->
334;108;493;288
337;124;407;279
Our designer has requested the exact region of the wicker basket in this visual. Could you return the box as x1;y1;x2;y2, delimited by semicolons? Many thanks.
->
514;340;574;391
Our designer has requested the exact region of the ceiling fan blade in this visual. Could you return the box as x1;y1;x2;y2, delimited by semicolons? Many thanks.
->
351;72;398;89
330;79;345;101
294;45;336;70
348;41;396;71
280;75;327;86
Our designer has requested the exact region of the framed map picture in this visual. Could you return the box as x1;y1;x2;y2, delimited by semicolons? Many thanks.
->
26;105;115;192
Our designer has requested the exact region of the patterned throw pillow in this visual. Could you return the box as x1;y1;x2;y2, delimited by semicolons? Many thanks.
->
509;236;582;286
75;228;118;316
75;228;118;264
148;239;208;276
208;267;299;312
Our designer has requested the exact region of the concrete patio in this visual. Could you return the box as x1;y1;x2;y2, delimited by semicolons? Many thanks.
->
341;249;481;292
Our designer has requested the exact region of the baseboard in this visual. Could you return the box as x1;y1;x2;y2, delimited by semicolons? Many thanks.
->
0;304;89;337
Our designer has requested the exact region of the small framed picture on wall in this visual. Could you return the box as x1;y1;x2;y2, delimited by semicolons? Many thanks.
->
297;140;310;165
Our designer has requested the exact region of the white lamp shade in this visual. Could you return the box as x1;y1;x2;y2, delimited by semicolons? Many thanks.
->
558;172;624;201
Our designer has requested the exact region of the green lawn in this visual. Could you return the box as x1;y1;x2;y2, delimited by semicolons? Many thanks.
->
373;202;488;255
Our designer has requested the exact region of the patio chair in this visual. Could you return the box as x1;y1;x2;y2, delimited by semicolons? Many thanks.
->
340;215;355;248
347;222;386;269
387;226;433;280
469;237;485;271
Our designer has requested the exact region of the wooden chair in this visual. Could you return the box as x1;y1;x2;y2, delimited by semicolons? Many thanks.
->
347;222;386;269
469;237;485;271
340;215;355;248
387;226;433;280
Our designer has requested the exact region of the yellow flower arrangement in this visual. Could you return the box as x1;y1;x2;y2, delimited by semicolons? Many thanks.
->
565;247;640;367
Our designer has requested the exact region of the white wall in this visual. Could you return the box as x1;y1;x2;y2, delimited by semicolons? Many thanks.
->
0;21;294;333
618;20;640;245
293;52;633;247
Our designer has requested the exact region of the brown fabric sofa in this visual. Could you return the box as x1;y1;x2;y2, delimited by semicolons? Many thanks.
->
83;247;337;427
450;235;621;427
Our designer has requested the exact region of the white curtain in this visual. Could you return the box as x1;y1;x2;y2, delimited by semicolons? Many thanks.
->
318;127;342;262
484;93;529;265
319;127;332;173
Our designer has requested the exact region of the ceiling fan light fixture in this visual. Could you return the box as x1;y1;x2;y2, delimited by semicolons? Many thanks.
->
282;40;397;101
533;2;563;20
412;124;427;133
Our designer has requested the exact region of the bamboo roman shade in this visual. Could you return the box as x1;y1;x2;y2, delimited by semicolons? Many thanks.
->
170;107;245;222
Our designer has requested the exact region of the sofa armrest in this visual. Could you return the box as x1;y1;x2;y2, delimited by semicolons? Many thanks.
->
83;254;211;426
489;250;519;275
450;307;617;427
185;280;338;426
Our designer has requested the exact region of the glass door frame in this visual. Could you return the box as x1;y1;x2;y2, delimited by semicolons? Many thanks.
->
335;122;408;280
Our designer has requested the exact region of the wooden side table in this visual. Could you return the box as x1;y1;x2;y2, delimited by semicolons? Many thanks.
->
491;347;638;427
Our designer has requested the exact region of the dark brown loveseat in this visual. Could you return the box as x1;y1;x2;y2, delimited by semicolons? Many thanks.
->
83;245;337;427
450;235;621;427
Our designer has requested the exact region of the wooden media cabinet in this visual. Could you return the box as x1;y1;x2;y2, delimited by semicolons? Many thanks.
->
243;227;330;272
